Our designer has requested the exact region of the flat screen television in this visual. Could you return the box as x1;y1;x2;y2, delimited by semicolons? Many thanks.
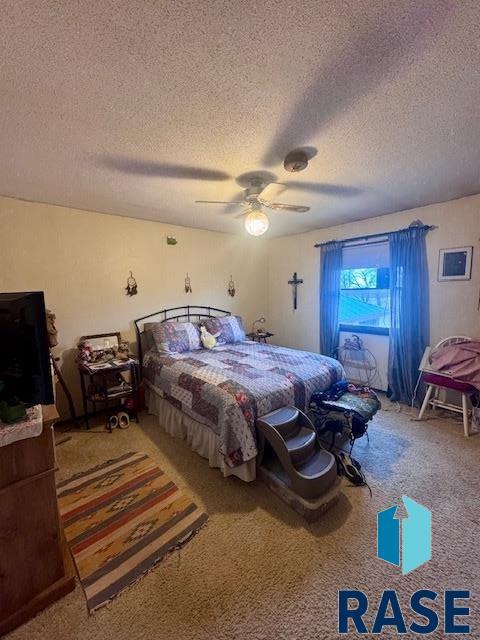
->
0;291;54;406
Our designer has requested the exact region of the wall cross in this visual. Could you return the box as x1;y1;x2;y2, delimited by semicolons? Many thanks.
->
288;272;303;310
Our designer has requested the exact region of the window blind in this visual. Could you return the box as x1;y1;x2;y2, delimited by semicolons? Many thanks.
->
341;241;389;270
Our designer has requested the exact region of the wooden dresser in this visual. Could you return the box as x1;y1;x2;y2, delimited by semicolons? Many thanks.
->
0;406;75;636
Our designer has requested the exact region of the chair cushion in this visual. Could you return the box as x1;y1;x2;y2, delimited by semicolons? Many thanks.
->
423;372;476;393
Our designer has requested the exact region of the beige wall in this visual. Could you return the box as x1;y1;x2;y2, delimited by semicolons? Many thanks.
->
1;193;478;413
266;194;480;390
0;196;268;417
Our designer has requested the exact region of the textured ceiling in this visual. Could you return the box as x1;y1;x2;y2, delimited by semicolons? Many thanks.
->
1;1;479;237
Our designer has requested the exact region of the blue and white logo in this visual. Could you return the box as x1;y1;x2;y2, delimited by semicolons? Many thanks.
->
377;496;431;575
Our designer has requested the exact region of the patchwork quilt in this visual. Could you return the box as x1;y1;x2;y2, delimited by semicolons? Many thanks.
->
143;341;345;468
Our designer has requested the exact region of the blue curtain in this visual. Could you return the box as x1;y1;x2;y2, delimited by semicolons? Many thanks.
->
388;226;430;404
320;242;343;356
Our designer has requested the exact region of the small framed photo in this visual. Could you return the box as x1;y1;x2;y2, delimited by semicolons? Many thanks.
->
438;246;473;281
81;332;121;352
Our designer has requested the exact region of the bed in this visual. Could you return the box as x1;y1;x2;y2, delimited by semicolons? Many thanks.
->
134;306;345;481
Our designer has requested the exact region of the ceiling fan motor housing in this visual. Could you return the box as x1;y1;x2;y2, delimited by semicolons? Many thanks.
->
245;182;265;202
284;150;309;173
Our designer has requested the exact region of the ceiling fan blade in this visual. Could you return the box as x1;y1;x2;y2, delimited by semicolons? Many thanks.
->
234;211;249;219
98;155;231;181
258;182;287;200
261;201;310;213
283;181;362;197
261;2;449;166
195;200;244;205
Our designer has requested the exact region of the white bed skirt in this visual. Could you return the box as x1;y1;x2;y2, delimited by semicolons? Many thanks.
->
146;388;256;482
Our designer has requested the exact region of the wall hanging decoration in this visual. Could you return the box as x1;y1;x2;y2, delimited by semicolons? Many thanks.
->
125;271;138;296
184;273;192;294
438;246;473;281
228;275;236;297
166;235;177;245
288;272;304;310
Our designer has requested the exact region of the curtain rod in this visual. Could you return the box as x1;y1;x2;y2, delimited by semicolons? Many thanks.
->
314;224;437;248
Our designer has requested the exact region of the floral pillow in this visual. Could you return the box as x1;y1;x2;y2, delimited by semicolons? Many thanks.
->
203;315;246;345
145;321;201;354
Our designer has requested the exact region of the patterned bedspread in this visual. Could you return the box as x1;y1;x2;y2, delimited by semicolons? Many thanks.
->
143;341;344;468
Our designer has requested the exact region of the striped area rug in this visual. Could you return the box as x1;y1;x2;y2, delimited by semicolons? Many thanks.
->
57;451;208;613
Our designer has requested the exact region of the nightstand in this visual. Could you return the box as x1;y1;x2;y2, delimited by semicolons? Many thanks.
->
246;331;275;344
78;359;140;428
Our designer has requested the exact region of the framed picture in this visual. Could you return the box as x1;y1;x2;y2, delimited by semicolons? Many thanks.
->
81;332;121;352
438;246;473;281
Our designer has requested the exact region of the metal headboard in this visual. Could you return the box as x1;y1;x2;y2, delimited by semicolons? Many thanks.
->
134;305;231;365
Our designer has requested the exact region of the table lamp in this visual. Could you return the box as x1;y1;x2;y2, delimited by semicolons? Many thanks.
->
252;316;266;334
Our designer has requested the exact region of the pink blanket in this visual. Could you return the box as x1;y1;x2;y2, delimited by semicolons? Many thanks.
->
430;341;480;390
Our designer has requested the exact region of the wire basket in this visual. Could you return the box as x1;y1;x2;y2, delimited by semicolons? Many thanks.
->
335;345;378;387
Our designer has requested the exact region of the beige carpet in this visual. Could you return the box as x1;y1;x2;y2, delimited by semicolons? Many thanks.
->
8;401;480;639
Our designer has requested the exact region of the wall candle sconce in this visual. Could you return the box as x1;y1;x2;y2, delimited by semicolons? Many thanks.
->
228;275;236;297
184;273;192;294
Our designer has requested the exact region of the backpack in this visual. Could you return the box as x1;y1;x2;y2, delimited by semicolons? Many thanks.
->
350;414;368;441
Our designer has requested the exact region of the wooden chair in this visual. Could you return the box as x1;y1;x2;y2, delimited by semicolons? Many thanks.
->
418;335;476;437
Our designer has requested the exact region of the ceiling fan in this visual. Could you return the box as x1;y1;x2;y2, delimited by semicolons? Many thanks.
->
100;149;363;236
195;176;310;236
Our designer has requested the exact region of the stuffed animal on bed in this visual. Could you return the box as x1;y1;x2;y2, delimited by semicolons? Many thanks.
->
200;325;219;350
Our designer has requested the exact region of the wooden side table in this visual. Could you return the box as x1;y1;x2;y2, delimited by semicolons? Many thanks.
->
0;405;75;636
78;360;140;428
246;331;275;344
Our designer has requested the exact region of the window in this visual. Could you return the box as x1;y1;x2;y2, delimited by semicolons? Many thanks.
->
339;242;390;335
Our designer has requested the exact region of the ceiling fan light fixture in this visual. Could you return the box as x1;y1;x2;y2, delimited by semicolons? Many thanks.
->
244;209;270;236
